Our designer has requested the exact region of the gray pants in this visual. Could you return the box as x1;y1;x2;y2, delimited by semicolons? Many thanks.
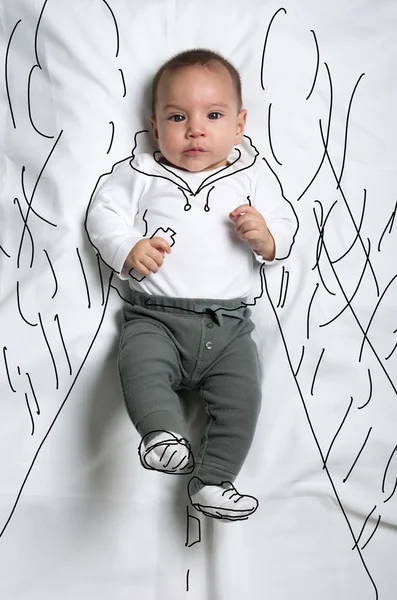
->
118;292;262;489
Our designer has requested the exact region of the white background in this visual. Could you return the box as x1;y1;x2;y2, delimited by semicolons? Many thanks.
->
0;1;396;598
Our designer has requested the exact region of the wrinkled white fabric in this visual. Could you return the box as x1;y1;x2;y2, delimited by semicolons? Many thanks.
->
0;1;396;599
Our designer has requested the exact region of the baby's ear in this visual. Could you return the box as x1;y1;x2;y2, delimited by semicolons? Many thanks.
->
149;115;159;141
235;109;247;143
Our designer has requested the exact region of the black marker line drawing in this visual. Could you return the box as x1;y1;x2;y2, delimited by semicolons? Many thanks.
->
277;266;286;307
343;427;372;483
377;200;396;252
357;369;372;410
312;200;337;296
296;62;334;202
319;239;372;328
323;397;354;468
280;269;289;308
383;480;397;504
0;244;11;258
101;0;120;58
337;73;366;188
5;19;22;129
76;247;92;309
306;29;319;100
17;130;64;269
16;281;37;327
185;506;201;548
38;311;59;390
293;345;305;377
128;227;177;282
318;120;380;297
310;347;325;395
357;274;397;365
331;189;366;265
107;121;115;154
186;569;190;592
263;268;379;598
3;346;16;393
96;254;105;306
204;185;215;212
385;340;397;361
1;5;395;599
43;249;58;298
260;7;287;91
268;103;282;166
14;197;35;269
361;515;381;551
352;505;377;550
119;68;126;97
21;166;57;228
27;0;54;139
0;273;114;538
381;444;397;493
54;314;73;376
306;283;319;339
311;180;396;395
26;372;40;415
24;393;35;436
187;477;259;522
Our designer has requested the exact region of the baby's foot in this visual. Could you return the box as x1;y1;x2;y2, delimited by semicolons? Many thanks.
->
139;430;194;474
188;477;258;521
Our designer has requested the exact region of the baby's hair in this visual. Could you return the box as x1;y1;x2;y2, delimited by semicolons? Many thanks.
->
151;48;243;115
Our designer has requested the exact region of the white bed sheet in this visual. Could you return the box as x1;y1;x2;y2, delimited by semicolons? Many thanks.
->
0;1;396;598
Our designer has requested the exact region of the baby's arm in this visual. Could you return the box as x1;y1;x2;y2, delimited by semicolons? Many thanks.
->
85;161;147;278
229;159;297;263
229;205;275;260
124;237;171;276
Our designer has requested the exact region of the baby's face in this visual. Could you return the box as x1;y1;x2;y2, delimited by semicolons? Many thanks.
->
150;65;246;172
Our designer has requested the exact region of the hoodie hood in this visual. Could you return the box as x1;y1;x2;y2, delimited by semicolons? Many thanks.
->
128;129;260;197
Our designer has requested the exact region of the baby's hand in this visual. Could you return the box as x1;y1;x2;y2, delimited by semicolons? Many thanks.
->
123;237;171;276
229;204;275;260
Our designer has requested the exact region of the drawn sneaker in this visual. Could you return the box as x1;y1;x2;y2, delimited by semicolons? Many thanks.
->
139;430;194;474
188;477;258;521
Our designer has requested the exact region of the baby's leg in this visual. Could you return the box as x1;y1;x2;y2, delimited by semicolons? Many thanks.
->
189;314;261;519
118;315;194;474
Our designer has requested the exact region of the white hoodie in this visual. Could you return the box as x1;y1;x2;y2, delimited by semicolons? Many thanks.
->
85;132;297;299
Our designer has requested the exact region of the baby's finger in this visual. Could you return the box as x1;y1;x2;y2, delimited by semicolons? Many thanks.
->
235;215;262;232
150;236;172;254
141;255;160;274
229;204;257;220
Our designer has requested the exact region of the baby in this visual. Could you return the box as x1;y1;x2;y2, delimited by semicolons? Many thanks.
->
86;48;296;521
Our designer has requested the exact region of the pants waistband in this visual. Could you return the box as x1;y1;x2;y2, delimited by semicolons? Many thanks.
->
128;291;248;324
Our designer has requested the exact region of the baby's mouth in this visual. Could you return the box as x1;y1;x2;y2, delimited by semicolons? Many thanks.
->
185;148;205;155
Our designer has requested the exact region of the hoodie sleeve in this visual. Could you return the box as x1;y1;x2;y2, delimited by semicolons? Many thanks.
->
250;158;297;265
85;158;146;279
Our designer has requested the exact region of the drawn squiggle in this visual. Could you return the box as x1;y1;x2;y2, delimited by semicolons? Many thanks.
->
17;130;63;269
260;7;287;90
337;73;365;188
21;166;57;228
306;30;319;100
319;121;380;297
28;0;54;138
5;19;22;129
100;0;120;57
0;275;113;538
268;103;282;166
262;271;378;598
297;62;333;202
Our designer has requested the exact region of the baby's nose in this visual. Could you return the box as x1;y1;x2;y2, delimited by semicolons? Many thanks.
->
187;119;206;136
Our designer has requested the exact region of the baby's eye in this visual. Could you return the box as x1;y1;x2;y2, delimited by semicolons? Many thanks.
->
169;114;185;122
208;112;222;120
